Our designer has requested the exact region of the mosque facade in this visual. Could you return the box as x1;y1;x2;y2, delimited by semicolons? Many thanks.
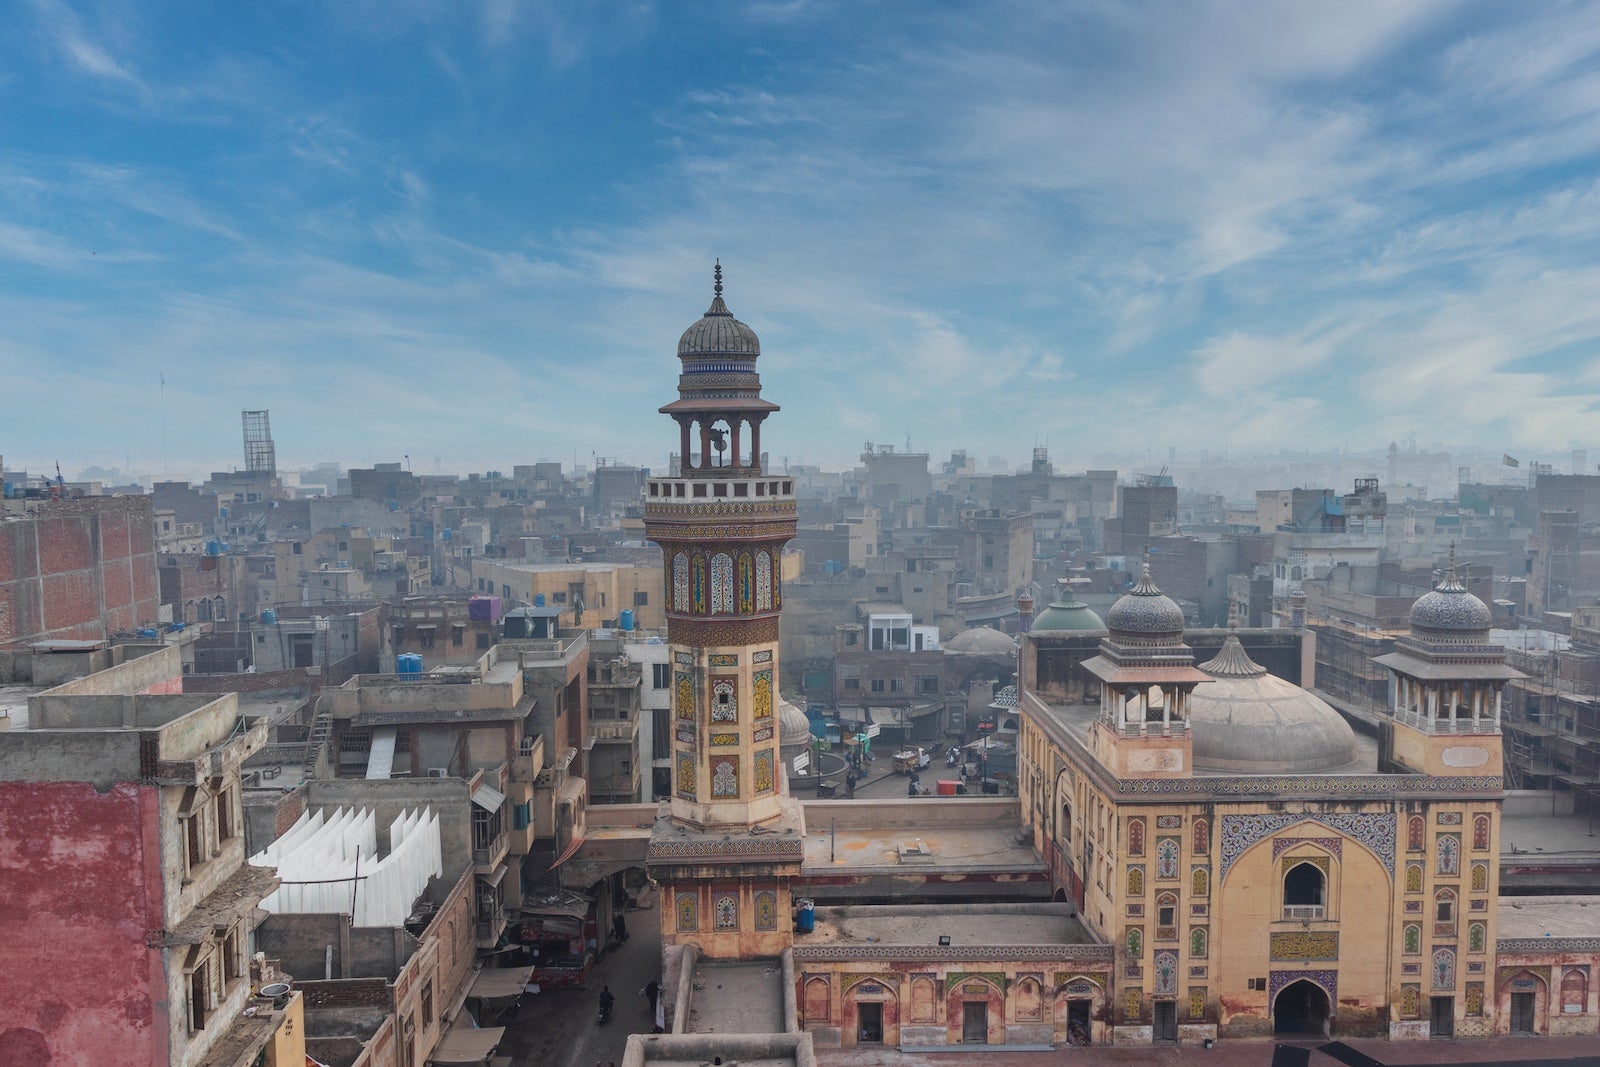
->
1018;561;1522;1041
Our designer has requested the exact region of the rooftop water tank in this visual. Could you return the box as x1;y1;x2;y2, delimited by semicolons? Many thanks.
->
261;609;278;625
619;609;635;631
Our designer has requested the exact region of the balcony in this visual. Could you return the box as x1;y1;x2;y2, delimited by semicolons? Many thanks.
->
1282;905;1325;921
589;717;639;742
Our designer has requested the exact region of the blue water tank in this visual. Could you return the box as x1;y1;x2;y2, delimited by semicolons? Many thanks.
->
397;653;423;677
795;898;815;933
136;627;158;640
619;609;634;631
261;609;278;625
204;539;222;556
534;593;545;607
388;499;399;512
442;528;452;541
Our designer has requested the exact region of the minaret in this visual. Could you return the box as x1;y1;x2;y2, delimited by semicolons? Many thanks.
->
644;265;804;963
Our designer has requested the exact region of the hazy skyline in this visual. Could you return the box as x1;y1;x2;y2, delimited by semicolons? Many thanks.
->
5;1;1600;477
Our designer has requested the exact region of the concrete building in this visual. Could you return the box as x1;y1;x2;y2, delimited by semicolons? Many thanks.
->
470;557;664;631
0;643;294;1066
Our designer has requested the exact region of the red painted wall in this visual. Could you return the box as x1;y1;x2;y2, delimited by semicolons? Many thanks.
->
0;781;168;1066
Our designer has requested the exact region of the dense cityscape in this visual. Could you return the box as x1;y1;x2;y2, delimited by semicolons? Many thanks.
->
5;4;1600;1067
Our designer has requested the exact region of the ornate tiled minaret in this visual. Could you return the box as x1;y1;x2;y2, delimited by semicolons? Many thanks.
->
644;264;805;962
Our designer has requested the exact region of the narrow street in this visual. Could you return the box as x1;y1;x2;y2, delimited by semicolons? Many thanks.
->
497;905;663;1067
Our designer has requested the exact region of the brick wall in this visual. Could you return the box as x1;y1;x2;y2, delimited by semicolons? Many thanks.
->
0;497;161;647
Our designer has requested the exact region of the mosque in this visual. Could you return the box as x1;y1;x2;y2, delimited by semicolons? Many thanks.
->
624;268;1598;1064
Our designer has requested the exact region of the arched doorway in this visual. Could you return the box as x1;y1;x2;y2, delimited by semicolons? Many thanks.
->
1274;980;1330;1035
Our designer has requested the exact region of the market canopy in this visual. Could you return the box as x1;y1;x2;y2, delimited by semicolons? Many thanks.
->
428;1023;506;1064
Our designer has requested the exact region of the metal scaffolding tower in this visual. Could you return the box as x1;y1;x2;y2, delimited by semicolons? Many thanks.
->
242;409;276;475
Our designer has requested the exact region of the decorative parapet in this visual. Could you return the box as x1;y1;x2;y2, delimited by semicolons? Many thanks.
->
647;837;804;862
792;944;1114;963
1497;937;1600;954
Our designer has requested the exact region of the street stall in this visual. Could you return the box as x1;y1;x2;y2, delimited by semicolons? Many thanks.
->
465;965;533;1024
510;891;597;989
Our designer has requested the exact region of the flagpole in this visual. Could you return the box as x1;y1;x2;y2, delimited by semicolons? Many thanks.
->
160;372;169;477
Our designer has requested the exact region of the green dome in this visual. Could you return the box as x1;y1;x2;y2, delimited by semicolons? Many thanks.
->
1031;581;1105;631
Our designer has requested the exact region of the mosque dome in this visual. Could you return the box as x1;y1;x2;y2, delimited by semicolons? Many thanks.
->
1031;581;1106;632
677;261;760;359
944;626;1018;656
1105;564;1185;638
1409;557;1492;635
778;697;813;747
1188;636;1357;773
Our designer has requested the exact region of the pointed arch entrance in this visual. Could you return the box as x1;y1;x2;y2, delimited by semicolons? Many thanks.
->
1273;979;1331;1035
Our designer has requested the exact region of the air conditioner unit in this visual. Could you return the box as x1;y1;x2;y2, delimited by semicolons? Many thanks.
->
426;767;449;778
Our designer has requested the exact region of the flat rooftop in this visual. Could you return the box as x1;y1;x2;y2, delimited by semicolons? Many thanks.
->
1497;895;1600;939
1501;812;1600;862
684;959;784;1035
800;819;1043;875
801;903;1093;949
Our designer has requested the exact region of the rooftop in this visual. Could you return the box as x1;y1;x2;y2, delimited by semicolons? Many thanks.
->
799;902;1093;949
1029;697;1380;777
684;959;785;1035
1496;895;1600;940
799;802;1043;875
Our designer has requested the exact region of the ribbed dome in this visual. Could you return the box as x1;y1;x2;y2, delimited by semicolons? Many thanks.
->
1410;558;1492;634
1190;636;1357;772
1032;581;1106;632
778;697;812;746
1105;563;1185;637
944;626;1018;656
677;293;761;358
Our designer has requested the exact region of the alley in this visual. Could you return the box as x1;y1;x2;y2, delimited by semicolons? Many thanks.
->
498;904;663;1067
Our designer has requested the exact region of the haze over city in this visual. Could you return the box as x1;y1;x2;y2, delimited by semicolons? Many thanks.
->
6;1;1600;477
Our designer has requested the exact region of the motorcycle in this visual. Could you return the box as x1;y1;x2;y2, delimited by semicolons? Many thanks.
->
945;746;960;767
598;1001;612;1025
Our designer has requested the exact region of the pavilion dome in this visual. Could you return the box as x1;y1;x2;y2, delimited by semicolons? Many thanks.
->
944;626;1018;656
778;697;813;747
1105;563;1185;638
1409;559;1492;635
1031;581;1106;632
1189;636;1357;773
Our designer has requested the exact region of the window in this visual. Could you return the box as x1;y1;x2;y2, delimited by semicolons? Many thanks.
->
513;802;532;831
292;542;302;555
421;981;434;1028
184;814;204;876
635;591;649;606
1435;889;1456;932
419;629;435;649
1156;893;1178;939
451;625;464;647
653;663;672;688
476;632;491;650
870;679;885;693
1283;861;1326;918
889;678;904;693
843;678;860;690
215;786;234;842
502;584;511;599
845;631;859;646
920;676;939;694
553;592;567;604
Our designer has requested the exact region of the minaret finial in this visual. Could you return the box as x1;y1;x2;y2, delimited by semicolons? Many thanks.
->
713;259;722;298
1227;592;1242;630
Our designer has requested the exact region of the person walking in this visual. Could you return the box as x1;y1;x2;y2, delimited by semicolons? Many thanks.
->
643;978;660;1017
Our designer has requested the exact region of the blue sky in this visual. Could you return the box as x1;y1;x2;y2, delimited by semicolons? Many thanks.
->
4;1;1600;480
